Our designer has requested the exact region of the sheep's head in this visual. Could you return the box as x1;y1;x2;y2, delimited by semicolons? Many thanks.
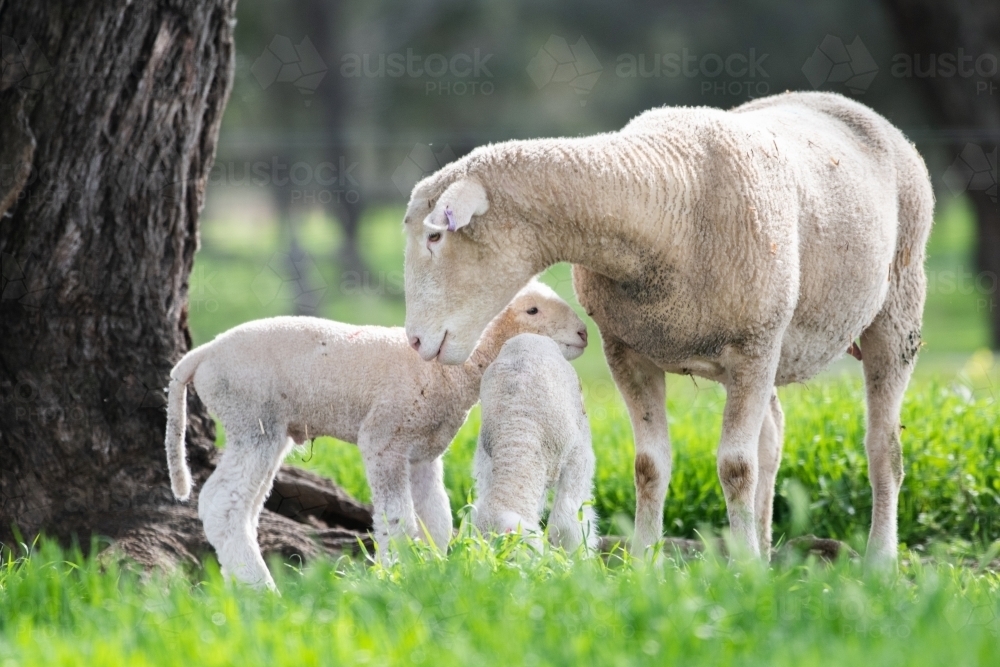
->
497;281;587;360
404;176;537;364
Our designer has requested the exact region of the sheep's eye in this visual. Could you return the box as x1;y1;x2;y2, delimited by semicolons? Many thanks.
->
428;232;442;243
526;307;539;315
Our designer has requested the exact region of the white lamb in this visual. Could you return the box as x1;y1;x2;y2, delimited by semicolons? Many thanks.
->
164;280;587;589
402;91;934;568
473;333;598;552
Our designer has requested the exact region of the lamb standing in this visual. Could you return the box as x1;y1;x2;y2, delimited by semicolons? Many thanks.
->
473;333;598;552
402;91;934;567
164;281;587;589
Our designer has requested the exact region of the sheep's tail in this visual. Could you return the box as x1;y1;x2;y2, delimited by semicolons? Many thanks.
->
164;347;207;501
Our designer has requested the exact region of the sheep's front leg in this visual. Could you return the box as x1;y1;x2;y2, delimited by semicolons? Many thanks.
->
359;437;418;558
717;355;781;559
410;457;453;551
604;338;670;553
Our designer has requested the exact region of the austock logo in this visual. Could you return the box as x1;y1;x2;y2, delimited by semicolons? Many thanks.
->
615;48;770;98
340;48;494;96
251;251;327;314
891;49;998;96
0;34;52;91
802;35;878;95
251;35;328;105
943;144;998;203
527;35;768;101
527;35;603;106
114;149;194;202
391;143;457;197
208;156;361;205
1;251;28;302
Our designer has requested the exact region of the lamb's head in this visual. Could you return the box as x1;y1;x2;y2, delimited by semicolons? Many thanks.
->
493;281;587;360
403;174;538;364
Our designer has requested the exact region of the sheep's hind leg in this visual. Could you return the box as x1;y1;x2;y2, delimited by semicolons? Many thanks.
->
604;339;670;553
754;390;784;560
410;457;453;551
474;445;547;550
549;442;598;553
859;298;921;570
717;350;782;560
247;436;295;549
199;426;284;590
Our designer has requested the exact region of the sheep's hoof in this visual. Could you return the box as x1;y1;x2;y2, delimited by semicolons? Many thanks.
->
779;535;859;563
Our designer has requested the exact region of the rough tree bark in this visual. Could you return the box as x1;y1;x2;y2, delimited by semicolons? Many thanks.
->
0;0;371;568
883;0;1000;347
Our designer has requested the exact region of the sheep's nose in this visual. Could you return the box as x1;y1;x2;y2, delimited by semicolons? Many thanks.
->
409;336;421;352
578;328;588;345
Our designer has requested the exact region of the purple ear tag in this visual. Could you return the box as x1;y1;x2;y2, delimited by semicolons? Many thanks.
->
444;206;457;232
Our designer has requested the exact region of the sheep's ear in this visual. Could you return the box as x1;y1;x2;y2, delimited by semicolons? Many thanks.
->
423;179;488;233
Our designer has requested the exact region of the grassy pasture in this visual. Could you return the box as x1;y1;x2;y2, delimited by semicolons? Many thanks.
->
2;198;997;665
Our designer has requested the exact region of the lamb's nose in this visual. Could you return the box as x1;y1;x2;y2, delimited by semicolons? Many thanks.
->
578;328;588;344
409;336;421;352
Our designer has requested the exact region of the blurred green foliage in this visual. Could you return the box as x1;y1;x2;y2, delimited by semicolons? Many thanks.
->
287;370;999;550
190;194;992;362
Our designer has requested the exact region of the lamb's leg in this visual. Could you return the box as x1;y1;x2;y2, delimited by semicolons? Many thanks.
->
473;443;546;548
247;437;294;545
198;428;282;590
549;442;598;552
604;338;670;553
470;439;496;532
717;352;781;559
754;390;784;560
860;298;921;569
410;457;453;551
358;434;417;557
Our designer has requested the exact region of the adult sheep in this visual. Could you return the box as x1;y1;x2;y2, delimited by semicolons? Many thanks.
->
402;91;933;567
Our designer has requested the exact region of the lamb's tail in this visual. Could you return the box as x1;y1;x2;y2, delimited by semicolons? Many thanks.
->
164;347;208;501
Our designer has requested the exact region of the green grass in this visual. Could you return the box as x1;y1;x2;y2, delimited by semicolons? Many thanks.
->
2;534;999;666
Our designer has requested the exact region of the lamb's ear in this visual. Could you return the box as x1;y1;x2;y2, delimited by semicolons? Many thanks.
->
423;179;489;233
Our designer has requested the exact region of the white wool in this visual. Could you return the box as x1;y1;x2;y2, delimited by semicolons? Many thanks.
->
164;281;587;589
403;91;934;566
473;333;598;552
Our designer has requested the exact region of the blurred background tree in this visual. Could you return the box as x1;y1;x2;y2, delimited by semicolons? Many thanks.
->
883;0;1000;346
198;0;996;359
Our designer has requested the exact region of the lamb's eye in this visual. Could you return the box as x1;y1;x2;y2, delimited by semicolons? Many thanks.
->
526;307;539;315
428;232;442;243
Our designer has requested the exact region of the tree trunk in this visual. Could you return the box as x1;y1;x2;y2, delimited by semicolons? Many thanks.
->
883;0;1000;347
312;0;369;280
0;0;371;567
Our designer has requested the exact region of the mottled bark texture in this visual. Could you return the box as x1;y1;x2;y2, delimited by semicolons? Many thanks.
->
0;0;371;567
884;0;1000;347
